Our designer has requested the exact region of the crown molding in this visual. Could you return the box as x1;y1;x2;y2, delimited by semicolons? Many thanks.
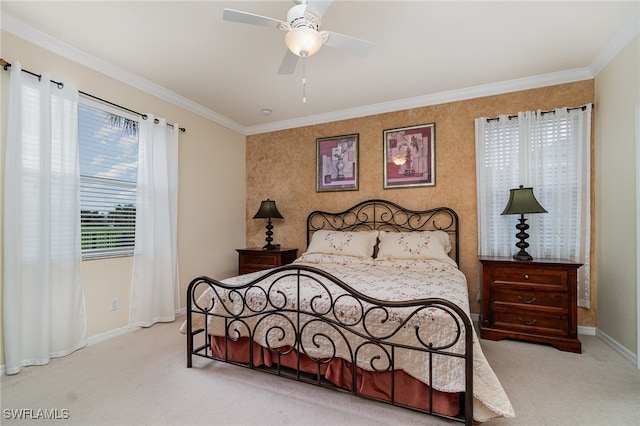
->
589;9;640;76
244;67;594;135
2;9;635;137
1;13;246;135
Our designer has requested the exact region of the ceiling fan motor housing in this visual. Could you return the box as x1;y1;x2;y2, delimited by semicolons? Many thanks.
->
287;4;320;30
285;4;323;57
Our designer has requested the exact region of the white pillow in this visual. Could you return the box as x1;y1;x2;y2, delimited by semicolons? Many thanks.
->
376;230;452;261
306;230;379;259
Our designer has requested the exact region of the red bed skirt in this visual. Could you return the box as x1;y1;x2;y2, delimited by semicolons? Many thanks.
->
211;336;460;417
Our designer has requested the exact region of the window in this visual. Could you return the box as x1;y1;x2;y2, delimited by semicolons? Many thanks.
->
475;106;592;307
79;98;139;259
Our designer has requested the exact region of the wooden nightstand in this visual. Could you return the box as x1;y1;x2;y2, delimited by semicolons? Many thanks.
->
479;256;582;353
236;248;298;275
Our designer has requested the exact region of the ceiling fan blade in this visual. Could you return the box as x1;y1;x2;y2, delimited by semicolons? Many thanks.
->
306;0;333;18
223;9;287;29
278;50;299;75
322;31;374;58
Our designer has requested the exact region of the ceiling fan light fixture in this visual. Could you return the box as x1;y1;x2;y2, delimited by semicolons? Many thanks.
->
285;26;323;57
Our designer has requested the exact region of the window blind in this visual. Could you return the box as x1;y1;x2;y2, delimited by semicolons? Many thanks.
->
79;100;139;258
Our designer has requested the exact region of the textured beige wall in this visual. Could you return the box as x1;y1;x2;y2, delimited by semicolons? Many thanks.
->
594;34;639;353
0;32;247;364
247;81;595;322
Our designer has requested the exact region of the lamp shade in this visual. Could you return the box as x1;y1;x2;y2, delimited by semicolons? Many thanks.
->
501;185;547;215
253;199;283;220
285;27;323;57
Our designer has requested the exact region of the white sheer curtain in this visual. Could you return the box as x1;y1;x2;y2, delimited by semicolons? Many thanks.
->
475;105;591;308
129;115;179;327
3;62;87;374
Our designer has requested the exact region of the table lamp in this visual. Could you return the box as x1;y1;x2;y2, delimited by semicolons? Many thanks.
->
253;199;283;250
501;185;547;261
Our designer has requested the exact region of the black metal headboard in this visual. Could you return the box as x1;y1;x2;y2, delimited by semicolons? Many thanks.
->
306;199;459;265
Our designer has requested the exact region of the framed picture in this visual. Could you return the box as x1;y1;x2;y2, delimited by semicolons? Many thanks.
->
383;123;435;189
316;134;359;192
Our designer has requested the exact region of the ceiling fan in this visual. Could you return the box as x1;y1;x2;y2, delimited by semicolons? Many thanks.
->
223;0;374;75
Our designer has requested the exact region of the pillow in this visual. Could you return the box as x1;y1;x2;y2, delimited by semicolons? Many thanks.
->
306;230;379;259
376;230;452;261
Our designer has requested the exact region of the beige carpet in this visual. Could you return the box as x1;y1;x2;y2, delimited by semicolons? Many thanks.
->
1;319;638;425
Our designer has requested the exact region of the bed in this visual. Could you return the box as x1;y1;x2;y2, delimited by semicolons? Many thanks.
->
183;199;514;425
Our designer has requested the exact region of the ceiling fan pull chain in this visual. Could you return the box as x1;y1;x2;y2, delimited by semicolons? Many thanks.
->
302;57;307;103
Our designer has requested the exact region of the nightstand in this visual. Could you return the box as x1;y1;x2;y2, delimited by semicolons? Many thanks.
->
236;248;298;275
479;256;582;353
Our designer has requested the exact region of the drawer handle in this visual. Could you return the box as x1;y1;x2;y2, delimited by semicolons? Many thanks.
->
523;274;530;280
517;295;537;304
518;317;537;326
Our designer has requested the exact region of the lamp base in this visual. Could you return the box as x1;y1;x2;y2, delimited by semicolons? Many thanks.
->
512;214;534;261
512;250;533;261
262;219;279;250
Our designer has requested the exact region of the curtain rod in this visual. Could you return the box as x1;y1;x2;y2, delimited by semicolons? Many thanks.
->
0;58;186;133
486;104;594;122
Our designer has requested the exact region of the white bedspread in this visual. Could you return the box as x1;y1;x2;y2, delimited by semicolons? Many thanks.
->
181;253;515;422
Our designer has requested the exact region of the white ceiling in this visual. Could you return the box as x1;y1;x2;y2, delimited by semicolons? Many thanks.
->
2;1;639;135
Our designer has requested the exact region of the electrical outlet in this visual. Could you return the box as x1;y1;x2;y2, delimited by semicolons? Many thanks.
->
110;297;118;311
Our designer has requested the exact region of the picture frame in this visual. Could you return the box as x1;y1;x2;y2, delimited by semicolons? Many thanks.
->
316;134;359;192
383;123;435;189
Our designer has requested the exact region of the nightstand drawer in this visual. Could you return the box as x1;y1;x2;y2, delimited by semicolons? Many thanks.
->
491;309;569;337
240;254;279;269
492;267;568;290
237;248;298;275
491;288;568;312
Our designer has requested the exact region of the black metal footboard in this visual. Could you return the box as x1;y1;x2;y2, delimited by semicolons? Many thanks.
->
186;265;473;425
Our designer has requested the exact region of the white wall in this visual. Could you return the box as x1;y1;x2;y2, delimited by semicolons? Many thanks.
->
594;34;639;358
0;31;247;363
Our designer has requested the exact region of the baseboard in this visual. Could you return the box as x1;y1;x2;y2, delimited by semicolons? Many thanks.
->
596;328;638;366
89;311;185;346
578;325;596;336
471;319;637;367
87;325;139;347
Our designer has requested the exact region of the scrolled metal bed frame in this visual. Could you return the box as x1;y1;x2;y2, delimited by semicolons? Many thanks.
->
186;199;473;425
